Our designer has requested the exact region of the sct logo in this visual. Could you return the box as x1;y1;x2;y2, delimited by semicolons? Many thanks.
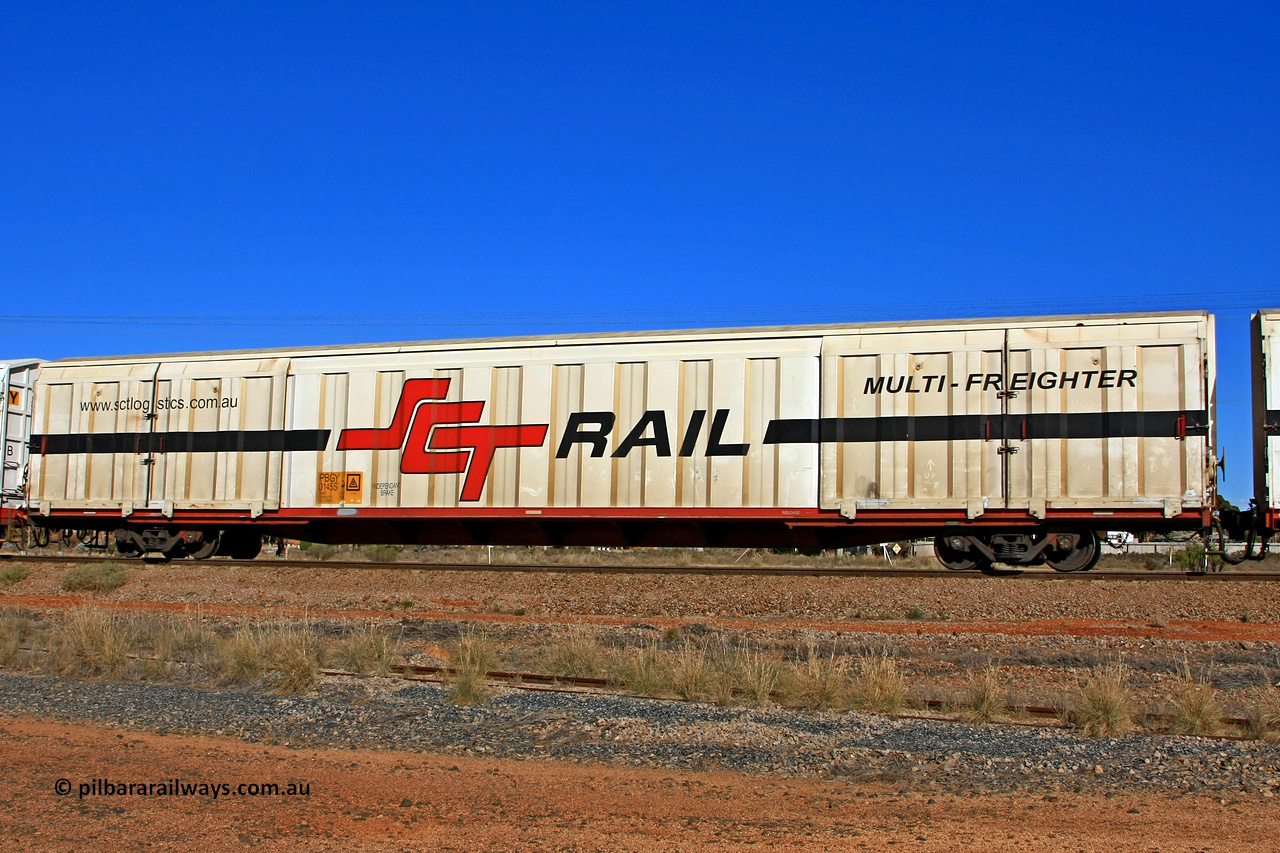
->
336;378;548;502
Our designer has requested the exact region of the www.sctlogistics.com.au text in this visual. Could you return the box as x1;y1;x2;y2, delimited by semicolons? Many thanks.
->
79;396;239;413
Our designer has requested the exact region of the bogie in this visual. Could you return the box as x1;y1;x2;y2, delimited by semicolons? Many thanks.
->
933;530;1101;573
112;528;228;561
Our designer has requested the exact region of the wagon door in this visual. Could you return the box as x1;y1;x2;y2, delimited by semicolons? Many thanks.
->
1004;322;1210;516
30;362;161;511
818;329;1008;517
152;358;292;514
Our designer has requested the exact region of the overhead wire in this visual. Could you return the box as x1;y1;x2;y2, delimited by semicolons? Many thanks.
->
0;287;1271;333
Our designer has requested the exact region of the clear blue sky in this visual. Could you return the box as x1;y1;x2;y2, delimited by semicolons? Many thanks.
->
1;3;1276;504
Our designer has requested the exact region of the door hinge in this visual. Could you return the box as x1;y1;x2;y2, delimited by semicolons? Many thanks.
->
997;445;1019;455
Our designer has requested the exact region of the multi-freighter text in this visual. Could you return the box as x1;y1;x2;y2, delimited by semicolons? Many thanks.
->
864;370;1139;394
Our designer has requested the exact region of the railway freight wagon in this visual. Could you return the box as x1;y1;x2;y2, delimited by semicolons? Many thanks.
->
1;353;40;527
0;359;39;529
26;312;1217;570
1253;310;1280;534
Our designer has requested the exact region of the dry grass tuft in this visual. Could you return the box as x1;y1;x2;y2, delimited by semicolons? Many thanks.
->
1169;661;1222;736
1242;687;1280;741
331;623;399;675
704;644;739;707
297;542;337;560
218;625;267;686
779;643;849;711
0;564;29;588
963;666;1006;724
166;611;219;661
61;563;128;593
540;629;604;678
449;667;488;705
729;644;782;708
354;544;403;563
118;610;221;682
265;621;320;695
0;613;34;666
670;642;717;701
50;607;134;677
448;632;499;705
852;652;909;716
608;643;673;698
1072;663;1134;737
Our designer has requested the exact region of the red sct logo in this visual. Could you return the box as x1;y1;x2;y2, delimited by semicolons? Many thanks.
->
335;378;548;501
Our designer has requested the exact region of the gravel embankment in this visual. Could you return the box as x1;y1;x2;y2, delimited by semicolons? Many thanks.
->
3;672;1277;798
8;557;1280;626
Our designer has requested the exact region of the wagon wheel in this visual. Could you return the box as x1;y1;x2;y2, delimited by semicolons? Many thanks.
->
1045;530;1101;573
933;536;991;573
188;531;220;560
113;530;143;558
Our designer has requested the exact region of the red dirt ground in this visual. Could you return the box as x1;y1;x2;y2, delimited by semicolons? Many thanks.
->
2;715;1272;852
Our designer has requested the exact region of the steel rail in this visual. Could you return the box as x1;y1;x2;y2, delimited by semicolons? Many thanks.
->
0;551;1277;580
9;644;1255;740
325;663;1256;736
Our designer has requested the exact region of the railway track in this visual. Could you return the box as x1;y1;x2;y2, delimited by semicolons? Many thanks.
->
6;644;1259;738
1;551;1277;580
322;662;1257;738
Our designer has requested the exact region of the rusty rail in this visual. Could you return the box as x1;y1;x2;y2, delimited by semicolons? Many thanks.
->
320;663;1257;737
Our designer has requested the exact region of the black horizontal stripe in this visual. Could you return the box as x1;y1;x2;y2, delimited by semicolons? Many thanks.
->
764;414;991;444
763;410;1209;444
1026;411;1208;439
31;429;331;455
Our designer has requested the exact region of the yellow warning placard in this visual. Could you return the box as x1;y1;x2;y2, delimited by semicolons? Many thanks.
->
318;471;363;505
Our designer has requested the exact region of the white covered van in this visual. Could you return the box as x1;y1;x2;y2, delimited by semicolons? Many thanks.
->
26;312;1215;567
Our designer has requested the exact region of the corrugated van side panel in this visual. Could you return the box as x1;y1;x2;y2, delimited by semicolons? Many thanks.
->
820;329;1005;512
286;335;822;512
152;358;290;510
31;363;159;508
1008;320;1209;510
1258;312;1280;516
676;359;711;507
819;317;1211;514
371;370;407;508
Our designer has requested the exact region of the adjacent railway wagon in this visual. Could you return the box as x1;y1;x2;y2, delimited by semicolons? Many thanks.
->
24;312;1218;570
1254;310;1280;534
0;359;39;527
